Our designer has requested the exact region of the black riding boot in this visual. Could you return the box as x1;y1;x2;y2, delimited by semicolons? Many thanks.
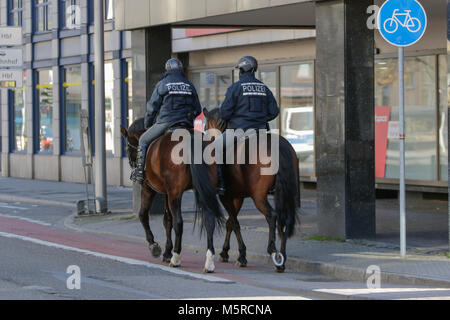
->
216;164;226;196
131;146;145;185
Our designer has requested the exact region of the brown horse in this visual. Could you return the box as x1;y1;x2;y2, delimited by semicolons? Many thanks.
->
203;108;300;272
120;119;224;273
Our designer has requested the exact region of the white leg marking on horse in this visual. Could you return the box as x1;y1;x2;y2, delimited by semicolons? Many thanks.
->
204;249;215;273
170;252;181;267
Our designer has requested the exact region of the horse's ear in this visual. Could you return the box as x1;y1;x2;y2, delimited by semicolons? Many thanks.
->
203;108;209;118
120;125;128;138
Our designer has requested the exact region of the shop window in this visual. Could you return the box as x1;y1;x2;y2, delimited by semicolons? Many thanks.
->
438;55;448;181
62;65;82;153
280;63;315;176
124;58;133;128
10;81;27;152
8;0;24;27
90;62;115;154
191;70;233;111
375;56;437;181
36;69;54;153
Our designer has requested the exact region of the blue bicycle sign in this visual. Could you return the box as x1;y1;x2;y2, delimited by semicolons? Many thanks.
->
378;0;427;47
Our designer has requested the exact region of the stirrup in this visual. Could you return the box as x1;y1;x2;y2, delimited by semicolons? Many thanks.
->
216;185;226;196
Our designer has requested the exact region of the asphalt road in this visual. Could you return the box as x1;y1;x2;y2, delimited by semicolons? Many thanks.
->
1;200;450;301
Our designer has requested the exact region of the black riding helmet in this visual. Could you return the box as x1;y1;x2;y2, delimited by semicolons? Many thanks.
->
235;56;258;73
165;58;183;71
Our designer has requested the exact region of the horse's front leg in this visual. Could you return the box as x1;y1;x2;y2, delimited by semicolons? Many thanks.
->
168;196;183;268
139;184;161;258
162;196;173;263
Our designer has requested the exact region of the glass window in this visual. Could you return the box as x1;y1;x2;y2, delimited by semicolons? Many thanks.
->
280;63;315;175
105;62;115;154
438;55;448;181
11;79;27;152
105;0;114;20
258;69;278;129
125;58;133;127
375;56;437;181
191;71;216;111
60;0;80;29
36;69;54;153
35;0;52;32
90;62;115;154
62;65;82;153
8;0;24;27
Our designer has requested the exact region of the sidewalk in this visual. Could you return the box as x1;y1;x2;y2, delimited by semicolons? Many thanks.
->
1;176;449;288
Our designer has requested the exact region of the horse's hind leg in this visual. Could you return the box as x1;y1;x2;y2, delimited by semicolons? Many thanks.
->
168;195;183;268
219;196;246;267
140;184;161;258
253;196;277;256
162;195;173;263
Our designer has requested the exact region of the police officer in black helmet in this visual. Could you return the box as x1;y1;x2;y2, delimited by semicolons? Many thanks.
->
131;58;202;184
214;56;279;195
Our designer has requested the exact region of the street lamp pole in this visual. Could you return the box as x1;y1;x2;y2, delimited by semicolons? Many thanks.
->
93;0;107;213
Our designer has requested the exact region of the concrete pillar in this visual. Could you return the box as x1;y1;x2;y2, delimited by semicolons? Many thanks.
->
315;0;376;239
447;0;450;252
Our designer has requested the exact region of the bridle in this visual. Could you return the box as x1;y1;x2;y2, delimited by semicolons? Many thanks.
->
126;138;139;168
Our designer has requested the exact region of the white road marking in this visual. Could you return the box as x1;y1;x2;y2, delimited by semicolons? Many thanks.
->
0;214;51;226
0;203;28;210
316;288;450;295
0;231;232;284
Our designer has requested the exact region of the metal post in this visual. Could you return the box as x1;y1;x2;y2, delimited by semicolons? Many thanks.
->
94;0;107;213
399;47;406;258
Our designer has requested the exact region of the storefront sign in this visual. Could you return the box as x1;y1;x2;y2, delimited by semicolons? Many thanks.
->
0;48;23;68
0;69;23;88
0;27;22;46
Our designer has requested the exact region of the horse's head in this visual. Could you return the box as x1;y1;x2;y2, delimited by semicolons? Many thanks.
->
120;117;146;168
203;108;227;132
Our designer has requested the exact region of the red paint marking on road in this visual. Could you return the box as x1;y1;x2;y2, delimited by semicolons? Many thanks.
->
0;216;256;283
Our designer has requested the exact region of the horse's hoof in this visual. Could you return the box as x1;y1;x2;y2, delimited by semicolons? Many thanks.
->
162;256;171;263
235;261;247;268
275;265;286;273
149;243;161;258
169;262;180;268
219;252;229;263
236;256;247;267
203;268;214;274
271;252;285;267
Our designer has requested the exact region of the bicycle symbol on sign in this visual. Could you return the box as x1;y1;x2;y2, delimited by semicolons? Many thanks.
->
383;9;421;33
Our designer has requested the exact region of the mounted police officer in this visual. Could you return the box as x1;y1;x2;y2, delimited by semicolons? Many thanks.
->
214;56;279;195
131;58;202;185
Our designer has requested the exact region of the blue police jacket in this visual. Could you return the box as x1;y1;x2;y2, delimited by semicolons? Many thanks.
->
219;72;279;130
144;70;202;127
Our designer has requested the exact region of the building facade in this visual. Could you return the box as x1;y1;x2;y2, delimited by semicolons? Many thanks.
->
0;0;134;186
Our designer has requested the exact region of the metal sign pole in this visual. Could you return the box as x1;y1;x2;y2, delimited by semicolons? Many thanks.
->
399;47;406;258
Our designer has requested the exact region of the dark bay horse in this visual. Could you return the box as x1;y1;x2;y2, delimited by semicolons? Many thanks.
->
203;108;300;272
120;118;224;273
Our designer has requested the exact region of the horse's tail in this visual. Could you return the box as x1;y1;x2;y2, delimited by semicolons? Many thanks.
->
275;139;300;238
189;132;225;234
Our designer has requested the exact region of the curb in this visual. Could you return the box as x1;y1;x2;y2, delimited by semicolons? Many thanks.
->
0;194;75;208
64;213;450;290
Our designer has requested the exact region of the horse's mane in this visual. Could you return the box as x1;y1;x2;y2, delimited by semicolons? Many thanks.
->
205;108;227;131
128;117;146;135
